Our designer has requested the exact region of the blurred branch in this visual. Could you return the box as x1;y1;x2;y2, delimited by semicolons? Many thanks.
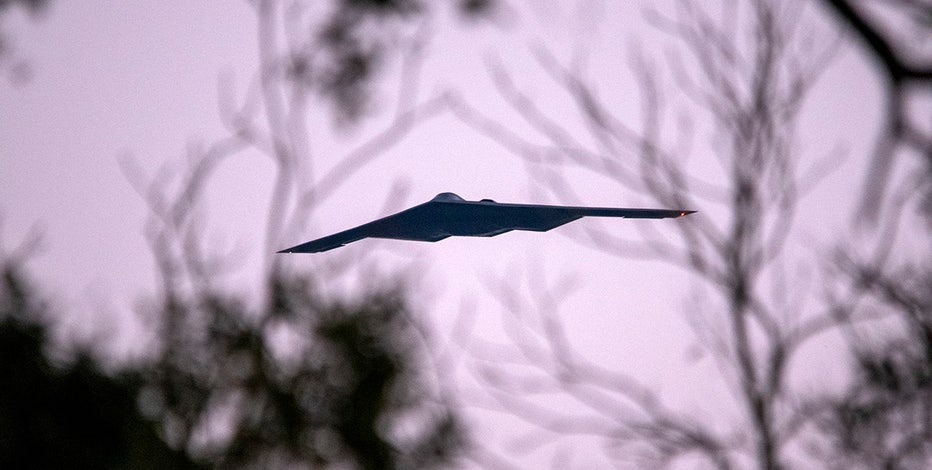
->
463;265;734;467
0;0;49;84
451;0;846;467
821;0;932;82
312;92;452;207
819;0;932;220
120;2;476;467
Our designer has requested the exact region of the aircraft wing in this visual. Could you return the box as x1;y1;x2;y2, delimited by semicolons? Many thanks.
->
277;199;452;253
278;193;694;253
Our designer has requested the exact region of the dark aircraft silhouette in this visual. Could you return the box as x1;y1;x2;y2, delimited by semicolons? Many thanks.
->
278;192;695;253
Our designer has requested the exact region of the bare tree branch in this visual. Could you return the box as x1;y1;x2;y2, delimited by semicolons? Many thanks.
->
454;1;847;467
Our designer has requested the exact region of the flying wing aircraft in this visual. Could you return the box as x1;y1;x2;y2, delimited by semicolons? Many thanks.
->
278;192;695;253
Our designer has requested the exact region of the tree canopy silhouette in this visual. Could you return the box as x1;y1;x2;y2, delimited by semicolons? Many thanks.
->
0;249;201;470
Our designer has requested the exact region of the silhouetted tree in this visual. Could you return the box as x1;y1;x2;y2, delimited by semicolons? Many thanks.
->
819;253;932;468
120;1;472;467
445;0;892;467
809;2;932;468
17;1;929;468
818;0;932;219
130;266;464;469
115;0;930;467
0;242;200;470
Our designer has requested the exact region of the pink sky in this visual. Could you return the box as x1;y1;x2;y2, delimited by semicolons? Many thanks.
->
1;0;906;466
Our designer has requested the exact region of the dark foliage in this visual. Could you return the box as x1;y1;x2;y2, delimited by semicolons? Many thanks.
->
311;0;423;124
0;258;201;470
137;271;464;469
457;0;494;17
117;1;469;466
821;260;932;468
815;3;932;464
0;248;463;469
